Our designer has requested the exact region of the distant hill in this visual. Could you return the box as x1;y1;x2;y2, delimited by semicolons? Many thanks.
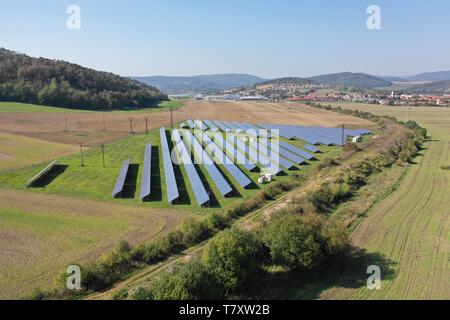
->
132;74;266;94
405;71;450;82
0;48;167;110
257;77;314;86
404;80;450;94
307;72;392;88
379;76;410;83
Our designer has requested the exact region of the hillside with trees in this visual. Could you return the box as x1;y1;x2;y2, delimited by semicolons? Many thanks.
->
0;48;167;110
307;72;392;88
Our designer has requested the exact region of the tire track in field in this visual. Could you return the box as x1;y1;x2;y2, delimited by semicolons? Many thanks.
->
322;139;449;300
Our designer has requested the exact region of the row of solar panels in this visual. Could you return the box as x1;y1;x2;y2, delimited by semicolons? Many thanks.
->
259;124;371;146
181;120;370;147
181;120;267;138
112;144;153;200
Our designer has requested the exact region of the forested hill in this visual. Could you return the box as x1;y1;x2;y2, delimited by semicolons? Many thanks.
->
0;48;167;110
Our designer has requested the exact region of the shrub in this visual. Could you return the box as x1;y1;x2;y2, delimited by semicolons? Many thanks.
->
133;260;224;300
112;288;129;300
318;158;338;170
263;213;323;270
207;213;228;230
202;228;266;295
180;218;211;247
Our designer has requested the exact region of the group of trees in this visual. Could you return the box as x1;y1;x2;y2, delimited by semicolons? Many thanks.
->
132;211;349;300
0;48;167;110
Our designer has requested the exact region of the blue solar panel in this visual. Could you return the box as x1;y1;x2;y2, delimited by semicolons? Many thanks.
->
231;136;282;175
194;120;208;131
181;130;233;197
232;122;258;137
203;120;219;132
304;144;320;153
279;141;316;160
213;120;232;133
172;129;210;207
217;135;257;172
198;132;252;189
160;128;180;204
140;144;152;200
258;139;296;170
112;159;130;198
260;139;306;165
186;120;195;129
223;121;243;133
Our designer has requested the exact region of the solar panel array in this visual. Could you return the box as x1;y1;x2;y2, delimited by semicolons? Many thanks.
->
172;129;210;207
112;159;131;198
140;143;152;200
197;132;252;188
181;130;233;197
160;128;180;204
108;122;371;207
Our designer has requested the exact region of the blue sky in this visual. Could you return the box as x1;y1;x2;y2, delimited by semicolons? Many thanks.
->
1;0;449;78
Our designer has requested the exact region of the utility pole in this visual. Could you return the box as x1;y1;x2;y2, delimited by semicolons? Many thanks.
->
129;118;133;134
102;114;106;132
100;144;105;168
144;117;149;134
79;143;84;167
341;124;345;147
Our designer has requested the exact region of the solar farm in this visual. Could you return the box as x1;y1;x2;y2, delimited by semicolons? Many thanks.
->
1;119;370;210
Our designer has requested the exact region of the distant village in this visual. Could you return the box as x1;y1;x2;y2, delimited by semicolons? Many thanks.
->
178;82;450;107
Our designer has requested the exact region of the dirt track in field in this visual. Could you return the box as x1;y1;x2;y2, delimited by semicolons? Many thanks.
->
0;101;372;146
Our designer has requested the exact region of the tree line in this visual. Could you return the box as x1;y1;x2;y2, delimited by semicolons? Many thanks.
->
0;48;167;110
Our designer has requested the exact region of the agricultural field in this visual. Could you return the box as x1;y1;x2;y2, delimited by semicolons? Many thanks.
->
0;189;185;299
0;132;78;171
300;102;450;300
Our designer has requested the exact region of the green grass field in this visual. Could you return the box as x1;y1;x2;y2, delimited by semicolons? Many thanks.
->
0;127;341;214
0;101;183;114
0;132;78;171
0;188;184;299
298;102;450;300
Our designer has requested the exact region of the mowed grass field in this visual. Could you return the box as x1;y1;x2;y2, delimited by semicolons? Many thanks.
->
0;189;185;299
306;102;450;300
0;132;78;171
